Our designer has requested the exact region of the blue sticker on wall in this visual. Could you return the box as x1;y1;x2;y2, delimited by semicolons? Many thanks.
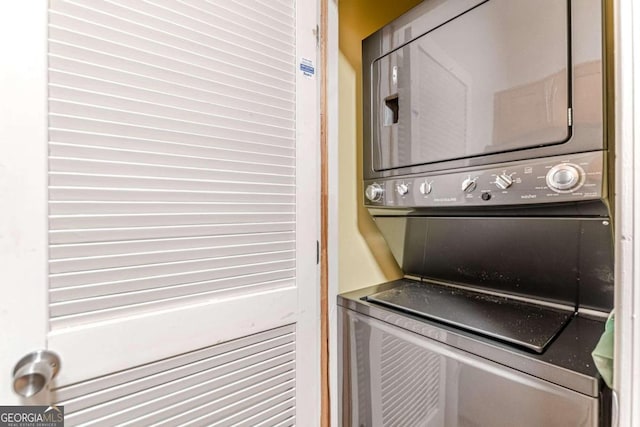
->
299;58;315;78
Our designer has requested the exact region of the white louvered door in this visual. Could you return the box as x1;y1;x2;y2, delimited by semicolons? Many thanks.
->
0;0;320;424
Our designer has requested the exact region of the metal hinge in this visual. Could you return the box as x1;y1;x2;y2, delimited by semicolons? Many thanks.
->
568;107;573;126
316;240;320;264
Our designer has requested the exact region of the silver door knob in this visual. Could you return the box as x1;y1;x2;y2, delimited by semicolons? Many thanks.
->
13;350;60;398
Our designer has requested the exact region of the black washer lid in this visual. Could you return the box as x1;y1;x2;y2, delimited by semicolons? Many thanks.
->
367;280;573;353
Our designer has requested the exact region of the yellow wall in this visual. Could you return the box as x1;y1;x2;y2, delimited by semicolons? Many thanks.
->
338;0;422;293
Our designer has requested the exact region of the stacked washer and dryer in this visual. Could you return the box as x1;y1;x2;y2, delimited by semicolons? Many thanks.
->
339;0;614;426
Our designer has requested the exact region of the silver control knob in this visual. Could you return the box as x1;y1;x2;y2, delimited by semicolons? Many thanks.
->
396;183;409;196
419;181;433;195
461;177;477;193
546;164;584;192
365;183;384;202
495;173;514;190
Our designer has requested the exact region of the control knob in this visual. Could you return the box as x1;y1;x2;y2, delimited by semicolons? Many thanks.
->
419;181;433;195
396;183;409;196
495;173;514;190
461;177;478;193
365;183;384;202
546;164;584;193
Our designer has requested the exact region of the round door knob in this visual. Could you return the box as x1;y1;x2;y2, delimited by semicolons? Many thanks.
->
495;173;514;190
546;164;583;193
13;350;60;398
396;183;409;196
461;177;477;193
419;181;433;195
365;183;384;202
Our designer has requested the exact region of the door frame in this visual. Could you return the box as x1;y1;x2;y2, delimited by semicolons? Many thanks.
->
324;0;640;426
296;0;323;422
323;0;340;426
613;0;640;425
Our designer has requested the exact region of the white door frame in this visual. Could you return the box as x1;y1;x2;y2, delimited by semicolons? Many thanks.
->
613;0;640;426
296;0;323;421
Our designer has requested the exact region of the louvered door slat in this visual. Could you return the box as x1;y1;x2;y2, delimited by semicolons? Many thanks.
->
50;268;294;304
53;326;291;402
50;143;294;172
50;105;294;146
49;159;295;185
49;96;295;139
107;0;295;56
63;341;294;415
240;0;295;26
50;253;294;288
50;213;294;229
49;68;294;117
50;201;295;216
234;399;296;427
51;0;294;61
49;81;294;126
50;134;295;162
205;388;295;427
50;86;295;132
164;379;295;427
49;231;295;258
72;353;294;425
50;175;294;194
55;326;296;425
49;223;294;245
220;0;294;32
49;189;295;205
273;416;297;427
49;39;294;101
49;13;294;80
251;405;296;427
50;240;295;272
169;0;295;48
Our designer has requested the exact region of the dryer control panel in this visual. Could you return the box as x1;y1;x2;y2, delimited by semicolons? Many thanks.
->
364;151;605;208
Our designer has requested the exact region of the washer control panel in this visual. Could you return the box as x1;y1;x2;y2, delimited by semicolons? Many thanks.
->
364;152;604;208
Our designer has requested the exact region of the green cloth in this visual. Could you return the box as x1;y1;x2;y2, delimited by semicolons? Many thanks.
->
591;312;614;388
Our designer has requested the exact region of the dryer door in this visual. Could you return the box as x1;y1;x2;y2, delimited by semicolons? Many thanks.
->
371;0;571;172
